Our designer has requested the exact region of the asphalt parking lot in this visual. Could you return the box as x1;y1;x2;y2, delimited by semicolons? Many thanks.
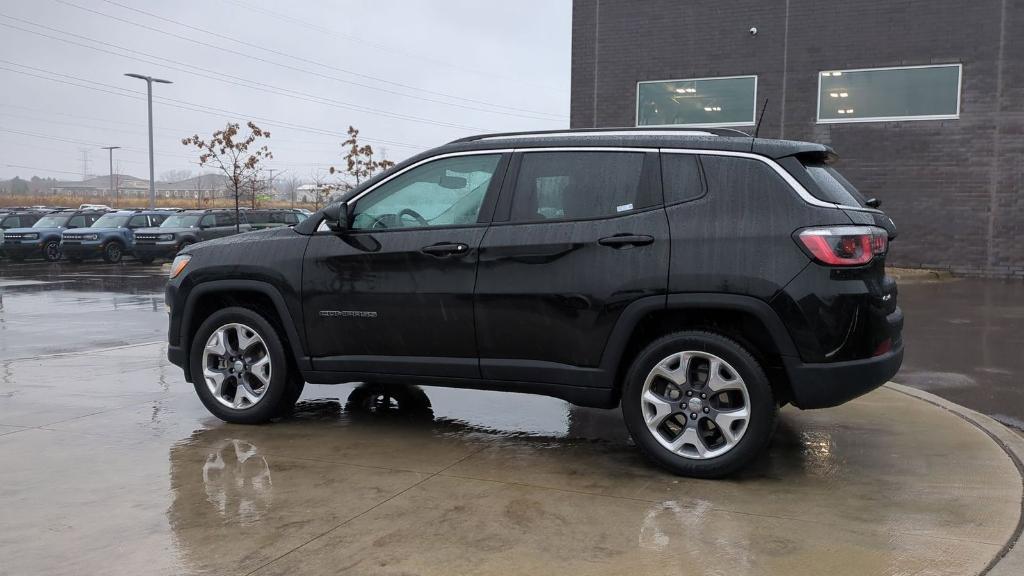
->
1;261;1022;575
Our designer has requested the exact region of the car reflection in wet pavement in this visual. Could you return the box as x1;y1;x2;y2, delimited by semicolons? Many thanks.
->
0;261;1022;575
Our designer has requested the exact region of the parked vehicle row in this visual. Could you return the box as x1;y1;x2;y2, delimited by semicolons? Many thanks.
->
0;207;308;263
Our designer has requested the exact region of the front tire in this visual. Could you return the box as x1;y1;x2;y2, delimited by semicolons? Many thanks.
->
621;331;777;478
42;239;61;262
102;242;124;263
190;307;297;424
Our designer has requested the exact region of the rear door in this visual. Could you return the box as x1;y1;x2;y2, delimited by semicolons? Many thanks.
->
474;149;670;386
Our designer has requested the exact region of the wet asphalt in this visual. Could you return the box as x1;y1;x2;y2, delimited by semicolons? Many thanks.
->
0;259;1021;574
1;260;1020;430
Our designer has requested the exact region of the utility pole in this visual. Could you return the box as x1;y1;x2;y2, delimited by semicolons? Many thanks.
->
266;168;282;206
79;149;90;181
100;146;121;207
124;73;172;209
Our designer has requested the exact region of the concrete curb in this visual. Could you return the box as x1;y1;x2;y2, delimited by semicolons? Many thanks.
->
886;382;1024;576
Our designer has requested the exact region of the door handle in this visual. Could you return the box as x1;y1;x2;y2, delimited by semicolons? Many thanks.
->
598;234;654;248
421;242;470;257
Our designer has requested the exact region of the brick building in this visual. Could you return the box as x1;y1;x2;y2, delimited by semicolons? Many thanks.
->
571;0;1023;276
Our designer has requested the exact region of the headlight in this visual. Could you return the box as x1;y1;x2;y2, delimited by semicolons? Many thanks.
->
169;254;191;279
25;233;39;240
158;233;175;241
84;234;99;241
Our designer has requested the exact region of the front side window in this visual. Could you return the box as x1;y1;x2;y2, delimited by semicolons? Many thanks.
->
510;152;647;222
127;215;149;228
637;76;757;127
818;64;961;123
352;154;501;230
67;215;87;228
92;214;131;228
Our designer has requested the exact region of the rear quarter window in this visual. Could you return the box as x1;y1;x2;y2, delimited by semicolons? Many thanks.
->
800;162;867;207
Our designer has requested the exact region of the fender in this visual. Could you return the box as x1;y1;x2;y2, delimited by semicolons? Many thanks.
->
177;279;312;382
597;292;801;384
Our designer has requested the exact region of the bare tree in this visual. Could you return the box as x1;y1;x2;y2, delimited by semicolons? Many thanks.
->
280;175;302;208
182;122;272;231
330;126;395;186
308;171;338;211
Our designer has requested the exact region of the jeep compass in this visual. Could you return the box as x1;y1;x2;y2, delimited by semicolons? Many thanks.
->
166;128;903;478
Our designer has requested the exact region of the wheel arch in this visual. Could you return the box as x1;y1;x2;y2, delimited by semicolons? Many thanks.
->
179;280;310;382
601;293;800;405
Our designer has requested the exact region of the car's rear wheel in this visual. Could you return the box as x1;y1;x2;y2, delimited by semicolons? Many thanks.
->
102;242;123;263
42;240;61;262
190;307;299;424
622;331;776;478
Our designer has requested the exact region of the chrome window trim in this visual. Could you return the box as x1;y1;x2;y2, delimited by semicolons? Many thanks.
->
660;148;880;213
816;63;962;124
346;149;513;206
636;75;758;128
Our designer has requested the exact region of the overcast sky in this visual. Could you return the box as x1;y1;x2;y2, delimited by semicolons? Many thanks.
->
0;0;571;182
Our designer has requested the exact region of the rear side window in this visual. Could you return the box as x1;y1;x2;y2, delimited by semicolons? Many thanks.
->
661;153;704;203
215;212;237;226
700;155;794;200
510;152;647;222
802;162;867;207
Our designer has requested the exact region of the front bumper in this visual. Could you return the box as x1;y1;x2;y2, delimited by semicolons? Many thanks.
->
1;242;44;259
60;242;105;258
134;242;179;260
785;343;904;409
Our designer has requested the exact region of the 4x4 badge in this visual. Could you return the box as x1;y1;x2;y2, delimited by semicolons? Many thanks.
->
319;310;378;319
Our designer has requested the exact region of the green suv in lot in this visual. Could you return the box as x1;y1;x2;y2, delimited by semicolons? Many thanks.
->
61;210;175;263
132;209;251;263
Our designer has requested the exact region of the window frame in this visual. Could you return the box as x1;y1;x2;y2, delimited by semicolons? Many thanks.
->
635;74;759;128
493;147;662;225
330;150;512;235
816;63;962;124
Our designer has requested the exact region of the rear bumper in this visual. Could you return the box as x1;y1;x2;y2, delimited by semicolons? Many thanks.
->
785;344;904;409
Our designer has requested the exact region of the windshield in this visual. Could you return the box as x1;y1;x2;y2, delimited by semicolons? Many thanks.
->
802;162;867;207
33;214;71;228
91;214;131;228
161;214;201;228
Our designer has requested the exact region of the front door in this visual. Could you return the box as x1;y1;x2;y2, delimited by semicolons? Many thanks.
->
474;149;670;386
303;152;509;378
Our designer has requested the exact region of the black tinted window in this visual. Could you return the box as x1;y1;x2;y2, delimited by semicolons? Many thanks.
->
802;162;867;207
199;214;216;227
661;153;704;203
67;215;86;228
700;155;792;199
215;212;237;226
510;152;646;221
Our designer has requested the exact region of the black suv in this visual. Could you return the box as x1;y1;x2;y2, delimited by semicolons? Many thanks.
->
133;209;251;263
166;128;903;478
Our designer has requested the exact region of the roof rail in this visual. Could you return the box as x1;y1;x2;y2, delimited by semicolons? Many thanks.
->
450;126;751;144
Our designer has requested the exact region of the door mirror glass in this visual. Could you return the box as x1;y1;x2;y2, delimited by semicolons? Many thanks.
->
322;203;349;233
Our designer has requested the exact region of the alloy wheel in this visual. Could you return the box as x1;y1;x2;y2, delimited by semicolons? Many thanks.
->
202;323;273;410
640;351;750;459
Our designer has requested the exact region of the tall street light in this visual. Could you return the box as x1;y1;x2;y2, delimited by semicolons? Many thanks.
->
125;73;172;209
100;146;120;207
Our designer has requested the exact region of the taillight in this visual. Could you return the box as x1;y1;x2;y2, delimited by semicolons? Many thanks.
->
796;226;888;266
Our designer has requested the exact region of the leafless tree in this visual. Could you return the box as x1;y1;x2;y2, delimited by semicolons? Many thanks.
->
182;122;272;231
330;126;395;186
308;170;338;211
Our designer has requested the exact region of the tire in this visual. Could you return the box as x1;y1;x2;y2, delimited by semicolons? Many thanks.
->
189;307;299;424
621;331;777;478
177;240;194;254
102;242;124;263
42;239;61;262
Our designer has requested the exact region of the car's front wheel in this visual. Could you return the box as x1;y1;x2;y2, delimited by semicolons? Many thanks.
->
102;242;124;263
189;307;300;424
42;240;61;262
621;331;777;478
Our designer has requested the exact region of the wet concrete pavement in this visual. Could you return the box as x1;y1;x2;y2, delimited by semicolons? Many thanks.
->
0;261;1022;574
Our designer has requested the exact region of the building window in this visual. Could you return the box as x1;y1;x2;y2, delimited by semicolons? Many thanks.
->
636;75;757;127
817;64;961;123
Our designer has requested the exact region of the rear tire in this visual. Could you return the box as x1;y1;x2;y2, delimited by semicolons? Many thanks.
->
621;330;777;478
189;307;299;424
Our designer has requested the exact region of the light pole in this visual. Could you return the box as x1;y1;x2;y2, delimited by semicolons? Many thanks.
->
100;146;120;207
124;73;172;209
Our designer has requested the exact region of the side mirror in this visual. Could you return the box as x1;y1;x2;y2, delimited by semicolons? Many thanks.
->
865;197;882;209
322;202;349;234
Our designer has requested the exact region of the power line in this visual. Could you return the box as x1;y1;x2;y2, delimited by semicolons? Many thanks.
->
94;0;567;120
0;16;494;132
0;61;431;152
